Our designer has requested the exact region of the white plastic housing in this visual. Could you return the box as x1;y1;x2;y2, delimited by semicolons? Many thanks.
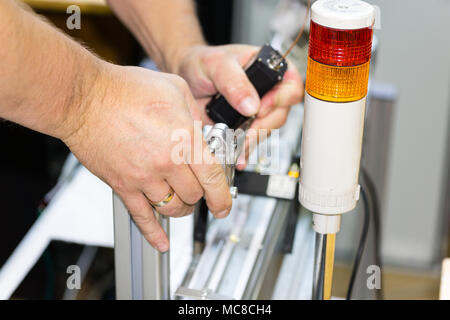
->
313;214;341;234
299;93;366;215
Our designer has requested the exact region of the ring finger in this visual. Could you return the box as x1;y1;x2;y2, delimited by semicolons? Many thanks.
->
143;180;193;218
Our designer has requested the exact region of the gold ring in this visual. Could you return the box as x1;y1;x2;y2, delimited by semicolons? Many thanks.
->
150;187;175;208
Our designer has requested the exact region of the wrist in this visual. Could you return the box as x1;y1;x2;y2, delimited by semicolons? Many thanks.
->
56;54;108;143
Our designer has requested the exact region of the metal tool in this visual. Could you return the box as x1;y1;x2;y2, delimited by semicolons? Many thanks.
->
205;123;239;198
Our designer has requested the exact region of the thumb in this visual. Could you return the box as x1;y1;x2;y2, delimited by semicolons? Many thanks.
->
207;58;260;117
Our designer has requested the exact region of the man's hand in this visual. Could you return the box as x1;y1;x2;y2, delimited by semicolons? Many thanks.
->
62;63;232;252
0;0;232;252
174;44;304;168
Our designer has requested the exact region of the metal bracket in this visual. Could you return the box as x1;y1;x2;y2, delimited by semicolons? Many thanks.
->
113;192;171;300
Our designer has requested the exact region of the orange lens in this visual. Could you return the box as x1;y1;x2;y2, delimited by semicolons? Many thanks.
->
305;58;370;102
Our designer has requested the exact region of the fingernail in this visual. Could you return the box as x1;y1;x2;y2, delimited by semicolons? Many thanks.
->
239;97;259;116
237;153;246;165
236;159;246;170
156;241;169;252
216;209;230;219
236;163;246;171
236;153;247;170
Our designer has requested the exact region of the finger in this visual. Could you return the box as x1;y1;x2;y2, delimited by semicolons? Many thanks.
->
189;135;232;218
206;56;260;117
195;97;215;125
120;191;169;252
175;99;232;218
252;107;290;133
221;44;259;66
143;180;193;218
166;165;203;206
259;65;304;118
236;127;260;170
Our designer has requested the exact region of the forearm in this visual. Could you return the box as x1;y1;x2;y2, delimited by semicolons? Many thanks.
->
0;0;102;140
107;0;205;73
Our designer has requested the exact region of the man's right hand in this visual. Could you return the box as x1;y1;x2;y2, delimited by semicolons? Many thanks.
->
0;0;231;253
62;63;232;252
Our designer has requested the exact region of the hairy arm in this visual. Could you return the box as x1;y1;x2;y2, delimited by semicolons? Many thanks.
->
0;0;100;140
0;0;231;251
106;0;205;74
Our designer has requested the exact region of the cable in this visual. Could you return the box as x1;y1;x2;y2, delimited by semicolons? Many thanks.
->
281;0;310;60
63;246;98;300
361;167;384;300
346;185;370;300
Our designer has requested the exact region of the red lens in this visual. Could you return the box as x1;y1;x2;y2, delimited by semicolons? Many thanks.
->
309;21;373;67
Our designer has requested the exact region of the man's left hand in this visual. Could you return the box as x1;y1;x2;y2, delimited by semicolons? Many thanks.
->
174;44;304;168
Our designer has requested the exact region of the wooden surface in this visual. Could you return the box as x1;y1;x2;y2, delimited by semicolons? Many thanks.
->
440;258;450;300
333;263;440;300
23;0;110;14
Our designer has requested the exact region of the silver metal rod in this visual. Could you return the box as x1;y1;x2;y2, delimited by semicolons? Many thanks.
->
312;232;326;300
157;214;171;300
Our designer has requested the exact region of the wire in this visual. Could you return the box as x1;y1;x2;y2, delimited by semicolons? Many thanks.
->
281;0;311;60
63;246;98;300
361;167;384;300
346;185;370;300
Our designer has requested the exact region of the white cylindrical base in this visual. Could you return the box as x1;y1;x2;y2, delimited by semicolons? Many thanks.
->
299;93;366;215
313;213;341;234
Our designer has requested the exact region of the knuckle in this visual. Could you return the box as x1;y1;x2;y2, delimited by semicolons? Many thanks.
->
185;189;204;205
145;231;166;247
202;49;226;67
132;170;151;185
110;178;129;196
160;202;184;217
123;197;147;216
171;75;190;93
153;155;172;172
222;81;242;97
191;189;204;204
222;77;252;102
203;166;226;187
132;211;153;225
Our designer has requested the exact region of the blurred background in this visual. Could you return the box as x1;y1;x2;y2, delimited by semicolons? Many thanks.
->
0;0;449;300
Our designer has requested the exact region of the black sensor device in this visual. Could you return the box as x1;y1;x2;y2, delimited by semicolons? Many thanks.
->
205;45;288;129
